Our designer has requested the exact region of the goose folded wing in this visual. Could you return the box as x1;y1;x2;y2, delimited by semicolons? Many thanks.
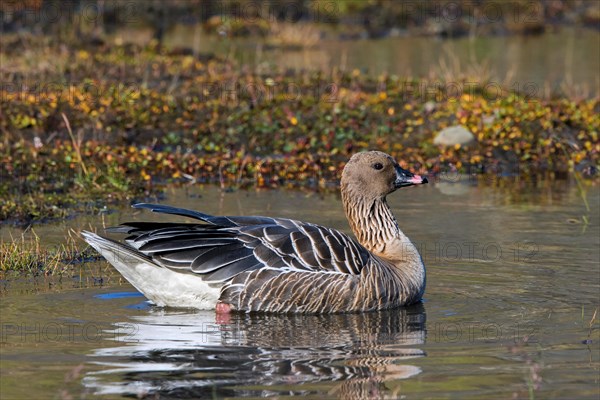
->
111;216;370;283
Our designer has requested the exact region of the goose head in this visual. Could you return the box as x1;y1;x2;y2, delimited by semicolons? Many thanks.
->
341;151;427;200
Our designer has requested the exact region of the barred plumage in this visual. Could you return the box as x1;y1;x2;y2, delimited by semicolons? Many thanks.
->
82;151;427;313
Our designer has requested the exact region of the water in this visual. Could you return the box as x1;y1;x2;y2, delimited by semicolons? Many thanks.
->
1;180;599;399
160;25;600;97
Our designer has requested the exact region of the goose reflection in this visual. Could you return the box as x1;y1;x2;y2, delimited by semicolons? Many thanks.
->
84;304;426;399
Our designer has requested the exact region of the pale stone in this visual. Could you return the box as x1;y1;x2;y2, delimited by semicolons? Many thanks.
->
433;125;476;146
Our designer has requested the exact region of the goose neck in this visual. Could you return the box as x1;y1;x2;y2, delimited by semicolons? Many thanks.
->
342;190;408;256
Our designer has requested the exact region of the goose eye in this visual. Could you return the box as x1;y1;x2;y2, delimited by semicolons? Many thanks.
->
372;163;384;170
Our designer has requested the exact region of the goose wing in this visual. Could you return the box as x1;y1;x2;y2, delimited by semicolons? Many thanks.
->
111;203;370;284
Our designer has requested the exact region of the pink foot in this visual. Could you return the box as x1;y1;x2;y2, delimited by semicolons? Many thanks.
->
216;301;232;314
215;301;232;324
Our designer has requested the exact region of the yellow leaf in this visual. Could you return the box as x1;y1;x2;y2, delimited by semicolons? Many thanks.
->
585;141;592;151
77;50;90;60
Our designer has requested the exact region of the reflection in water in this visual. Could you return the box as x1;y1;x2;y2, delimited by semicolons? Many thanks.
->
84;304;426;399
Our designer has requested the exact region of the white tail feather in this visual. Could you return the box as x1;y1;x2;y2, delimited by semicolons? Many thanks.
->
81;231;220;309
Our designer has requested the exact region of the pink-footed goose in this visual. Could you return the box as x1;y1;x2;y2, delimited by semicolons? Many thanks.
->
82;151;428;313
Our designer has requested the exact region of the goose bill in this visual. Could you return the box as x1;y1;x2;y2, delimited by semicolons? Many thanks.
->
394;165;428;188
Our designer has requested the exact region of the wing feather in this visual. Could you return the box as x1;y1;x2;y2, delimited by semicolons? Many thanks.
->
139;238;231;254
190;244;253;273
108;204;370;286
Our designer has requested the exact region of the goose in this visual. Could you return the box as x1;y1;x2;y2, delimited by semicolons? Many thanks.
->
82;151;428;313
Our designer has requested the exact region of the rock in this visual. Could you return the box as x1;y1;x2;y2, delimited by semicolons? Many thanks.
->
433;125;476;147
424;101;436;113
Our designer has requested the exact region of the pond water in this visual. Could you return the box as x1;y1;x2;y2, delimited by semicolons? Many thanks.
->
1;179;599;399
159;25;600;97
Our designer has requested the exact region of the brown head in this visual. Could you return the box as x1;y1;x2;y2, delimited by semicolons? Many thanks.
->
341;151;427;200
